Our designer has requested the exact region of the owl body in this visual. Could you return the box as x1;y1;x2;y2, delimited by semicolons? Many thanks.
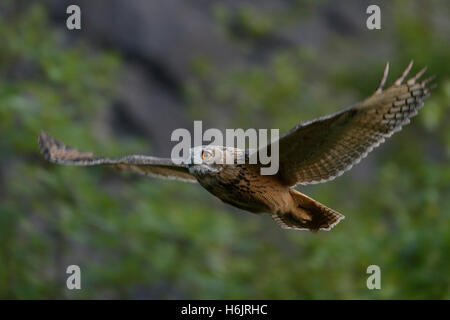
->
194;162;294;215
187;145;292;214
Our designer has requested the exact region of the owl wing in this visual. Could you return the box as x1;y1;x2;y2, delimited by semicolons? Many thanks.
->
38;132;197;183
265;61;435;186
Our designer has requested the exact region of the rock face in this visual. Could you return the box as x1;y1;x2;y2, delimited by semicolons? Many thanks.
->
43;0;374;155
44;0;246;154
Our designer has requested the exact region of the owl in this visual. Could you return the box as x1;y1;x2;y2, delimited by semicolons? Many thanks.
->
39;61;434;231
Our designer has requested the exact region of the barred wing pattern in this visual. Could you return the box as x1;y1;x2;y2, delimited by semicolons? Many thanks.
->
275;61;435;186
38;132;197;183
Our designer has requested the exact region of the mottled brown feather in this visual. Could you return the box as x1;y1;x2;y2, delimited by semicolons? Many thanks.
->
260;62;434;186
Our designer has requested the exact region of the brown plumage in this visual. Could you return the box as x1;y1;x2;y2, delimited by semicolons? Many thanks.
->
38;61;435;232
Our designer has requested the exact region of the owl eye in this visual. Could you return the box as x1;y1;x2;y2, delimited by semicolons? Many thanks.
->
201;150;212;160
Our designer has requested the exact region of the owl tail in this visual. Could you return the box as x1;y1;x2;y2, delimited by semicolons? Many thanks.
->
272;189;345;232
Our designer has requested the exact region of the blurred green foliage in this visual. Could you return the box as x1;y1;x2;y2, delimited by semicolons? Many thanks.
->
0;2;449;299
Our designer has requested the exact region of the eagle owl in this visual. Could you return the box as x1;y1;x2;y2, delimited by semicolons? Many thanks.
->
39;62;434;231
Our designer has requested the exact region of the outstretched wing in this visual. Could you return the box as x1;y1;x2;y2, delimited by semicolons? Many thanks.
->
38;132;197;183
266;61;435;186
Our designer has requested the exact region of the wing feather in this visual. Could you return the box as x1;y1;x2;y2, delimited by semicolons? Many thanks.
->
265;62;435;186
38;132;197;183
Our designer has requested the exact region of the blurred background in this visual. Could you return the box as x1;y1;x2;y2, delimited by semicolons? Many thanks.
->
0;0;449;299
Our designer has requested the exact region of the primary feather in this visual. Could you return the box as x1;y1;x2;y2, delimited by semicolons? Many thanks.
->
267;61;434;186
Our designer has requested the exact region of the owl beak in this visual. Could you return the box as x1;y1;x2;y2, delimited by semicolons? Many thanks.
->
183;150;197;167
182;157;192;167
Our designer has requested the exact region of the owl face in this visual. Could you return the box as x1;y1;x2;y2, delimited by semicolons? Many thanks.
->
190;145;222;164
187;146;246;175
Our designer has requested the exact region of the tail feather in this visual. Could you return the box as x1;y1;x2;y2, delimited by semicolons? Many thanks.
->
272;189;344;232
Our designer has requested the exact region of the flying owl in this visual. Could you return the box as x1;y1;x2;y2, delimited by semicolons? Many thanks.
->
38;61;434;232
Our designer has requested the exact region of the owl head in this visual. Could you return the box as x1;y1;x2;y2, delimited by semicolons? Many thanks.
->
186;146;246;174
